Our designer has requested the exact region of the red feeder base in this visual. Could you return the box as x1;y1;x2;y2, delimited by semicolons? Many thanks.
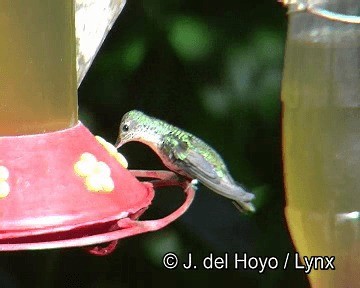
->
0;123;194;254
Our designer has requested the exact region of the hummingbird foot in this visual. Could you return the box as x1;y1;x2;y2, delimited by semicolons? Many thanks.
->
190;179;198;189
185;179;199;192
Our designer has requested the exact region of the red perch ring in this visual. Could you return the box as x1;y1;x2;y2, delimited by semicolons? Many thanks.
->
0;122;194;254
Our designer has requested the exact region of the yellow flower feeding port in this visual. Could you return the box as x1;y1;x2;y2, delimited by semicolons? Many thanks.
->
0;0;195;255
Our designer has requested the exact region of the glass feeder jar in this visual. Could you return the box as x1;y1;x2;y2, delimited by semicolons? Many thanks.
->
281;0;360;287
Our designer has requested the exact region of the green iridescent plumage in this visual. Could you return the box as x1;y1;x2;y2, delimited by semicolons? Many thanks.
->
116;110;255;213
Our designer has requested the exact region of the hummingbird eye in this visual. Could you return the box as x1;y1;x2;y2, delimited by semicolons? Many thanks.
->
122;124;129;132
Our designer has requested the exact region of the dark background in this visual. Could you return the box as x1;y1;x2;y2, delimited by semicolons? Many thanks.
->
0;1;310;287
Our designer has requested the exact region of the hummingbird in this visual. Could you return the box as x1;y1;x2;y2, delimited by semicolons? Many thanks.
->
115;110;255;213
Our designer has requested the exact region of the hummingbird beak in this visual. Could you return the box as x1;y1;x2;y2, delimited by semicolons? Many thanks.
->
115;137;122;149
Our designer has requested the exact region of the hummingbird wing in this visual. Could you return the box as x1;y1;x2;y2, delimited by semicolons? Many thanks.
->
162;133;220;182
162;133;256;213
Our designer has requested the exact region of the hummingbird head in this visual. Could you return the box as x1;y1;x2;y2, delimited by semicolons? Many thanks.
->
115;110;164;148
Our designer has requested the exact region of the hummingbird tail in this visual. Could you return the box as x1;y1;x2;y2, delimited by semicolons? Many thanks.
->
197;176;256;213
231;185;256;213
232;200;256;214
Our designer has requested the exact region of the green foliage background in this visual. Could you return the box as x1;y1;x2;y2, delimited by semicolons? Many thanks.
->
0;1;310;287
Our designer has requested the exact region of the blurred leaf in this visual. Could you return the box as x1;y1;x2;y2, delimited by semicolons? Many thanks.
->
79;107;98;131
256;69;282;123
122;38;147;71
252;29;284;65
251;184;271;211
143;0;181;21
168;16;215;62
223;28;283;124
200;85;231;117
225;45;258;101
142;229;184;267
96;37;147;73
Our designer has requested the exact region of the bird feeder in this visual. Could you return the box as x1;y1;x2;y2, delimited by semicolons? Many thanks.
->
281;0;360;286
0;0;194;255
